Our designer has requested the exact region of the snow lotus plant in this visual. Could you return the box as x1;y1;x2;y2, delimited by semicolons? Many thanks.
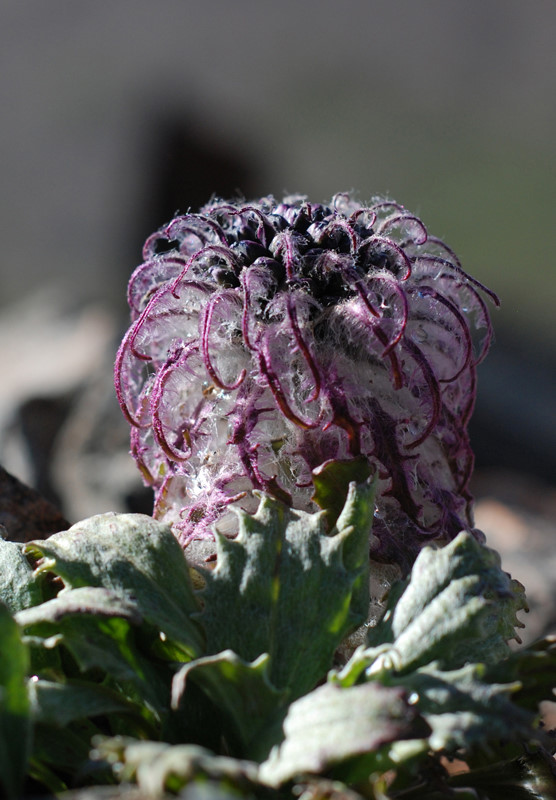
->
1;195;555;800
115;194;498;569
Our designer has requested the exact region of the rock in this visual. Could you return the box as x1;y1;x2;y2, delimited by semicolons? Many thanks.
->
472;468;556;645
0;464;69;542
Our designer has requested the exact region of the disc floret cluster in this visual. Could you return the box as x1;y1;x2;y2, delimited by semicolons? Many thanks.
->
115;194;498;565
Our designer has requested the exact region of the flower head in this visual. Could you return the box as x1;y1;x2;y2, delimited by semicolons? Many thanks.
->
115;194;498;567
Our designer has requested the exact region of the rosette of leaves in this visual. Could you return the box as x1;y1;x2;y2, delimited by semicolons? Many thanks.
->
115;194;499;567
1;464;555;800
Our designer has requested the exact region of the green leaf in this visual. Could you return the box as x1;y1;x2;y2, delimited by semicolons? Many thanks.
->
0;603;31;800
25;512;204;658
365;531;527;674
16;586;142;628
18;592;170;713
312;457;374;528
198;477;376;699
172;650;288;761
58;788;186;800
316;655;544;790
31;719;111;786
26;755;68;795
0;537;43;613
489;634;556;712
394;662;536;754
29;678;146;729
259;680;427;787
328;531;547;773
97;737;260;797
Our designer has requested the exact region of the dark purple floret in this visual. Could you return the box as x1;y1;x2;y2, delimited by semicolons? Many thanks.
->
115;194;498;565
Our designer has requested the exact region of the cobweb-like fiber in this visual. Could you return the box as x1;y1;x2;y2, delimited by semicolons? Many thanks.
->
115;194;498;567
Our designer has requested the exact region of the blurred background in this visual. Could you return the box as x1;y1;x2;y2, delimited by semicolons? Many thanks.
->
1;0;556;635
